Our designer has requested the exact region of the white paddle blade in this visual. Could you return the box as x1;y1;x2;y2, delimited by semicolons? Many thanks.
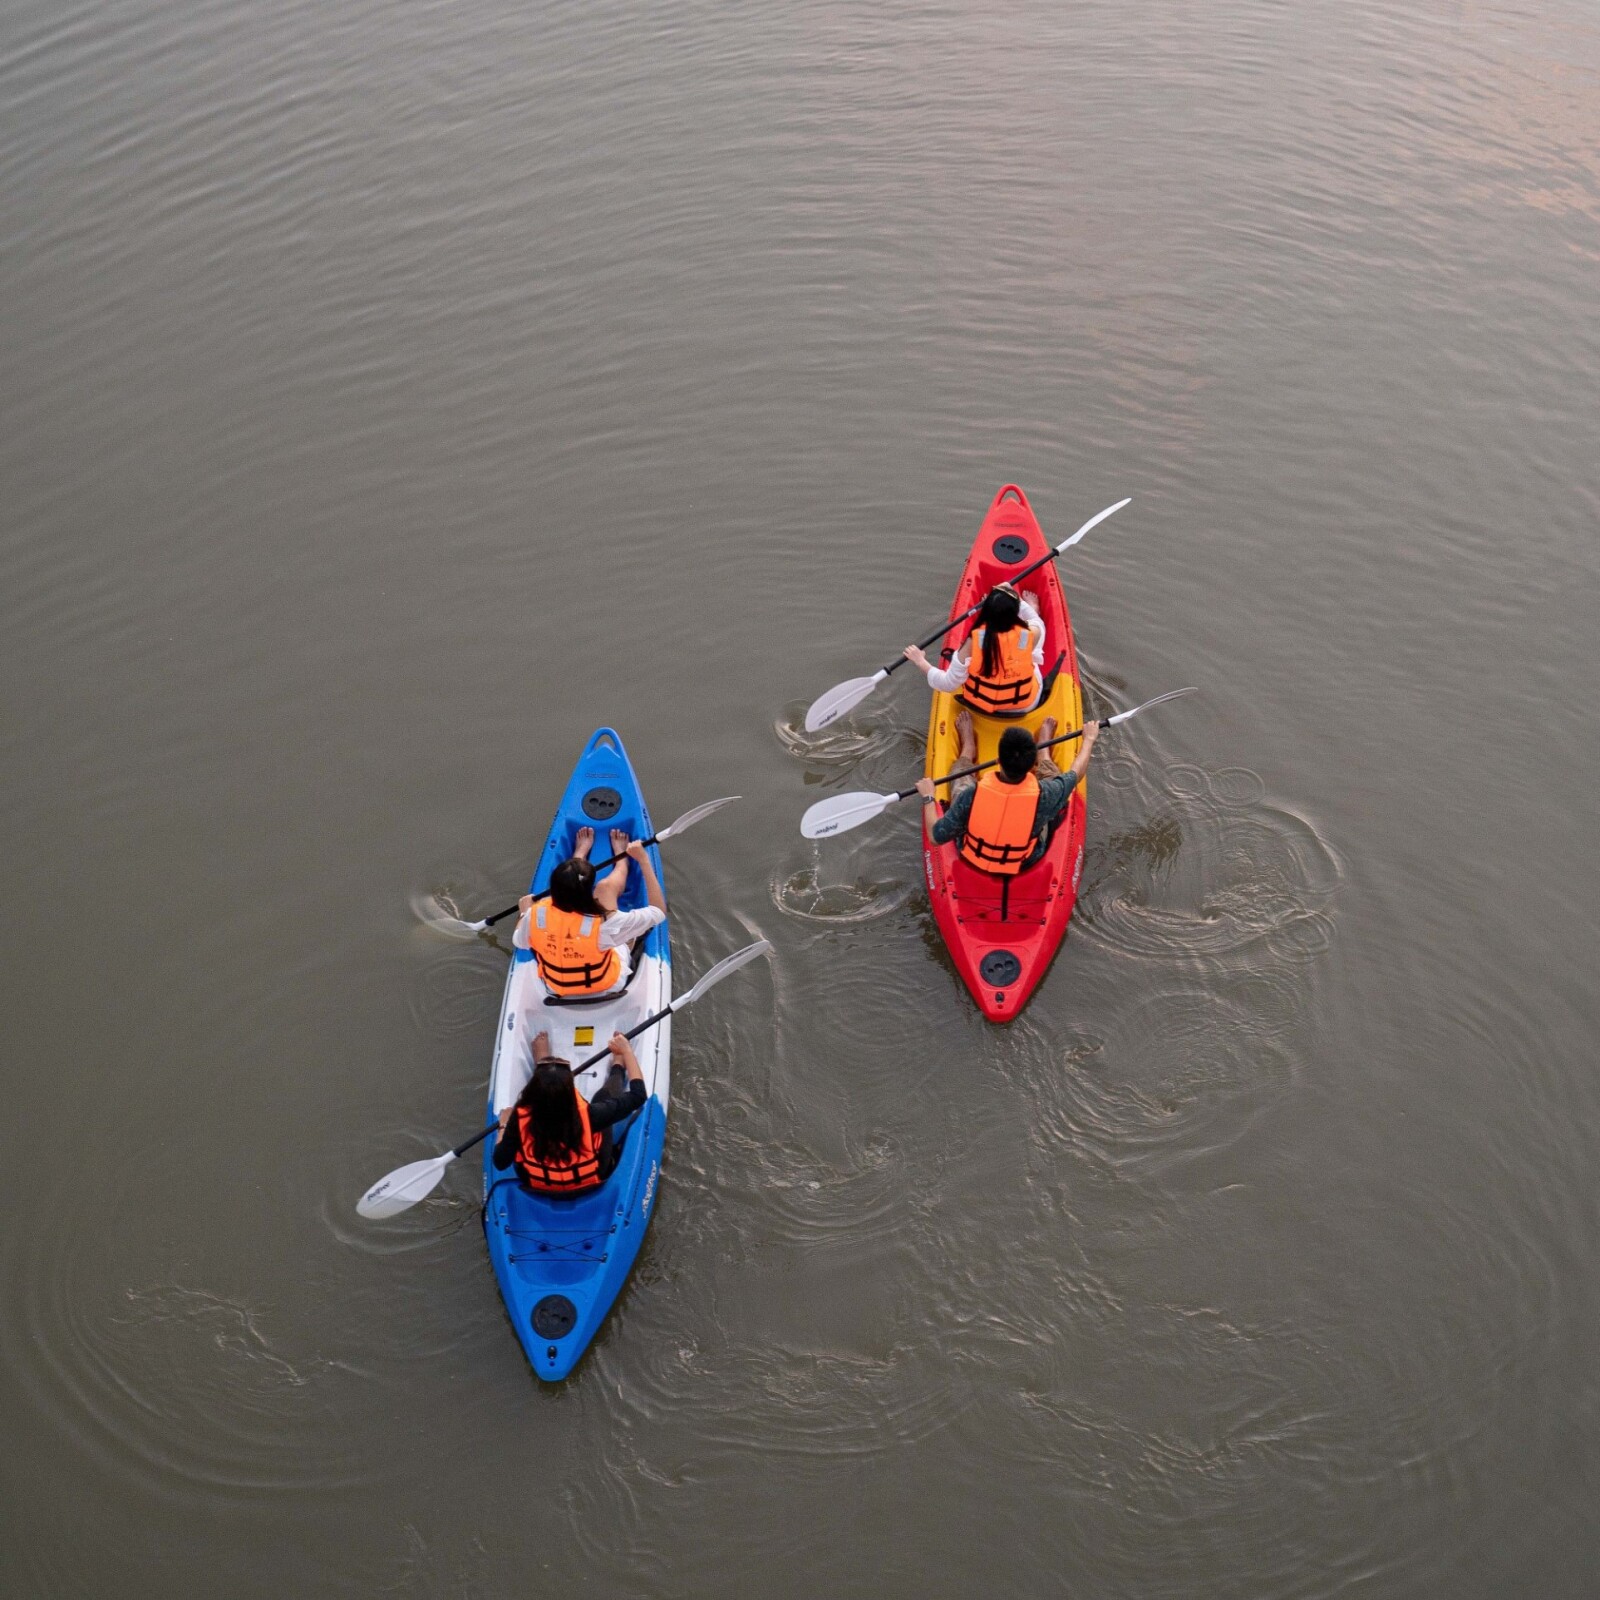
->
804;670;888;733
800;790;897;840
656;795;741;841
676;939;774;1008
1106;686;1198;726
1055;496;1131;553
357;1152;456;1219
410;892;487;940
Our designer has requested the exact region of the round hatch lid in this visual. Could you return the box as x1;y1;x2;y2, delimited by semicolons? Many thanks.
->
531;1294;578;1340
979;949;1023;987
580;786;622;821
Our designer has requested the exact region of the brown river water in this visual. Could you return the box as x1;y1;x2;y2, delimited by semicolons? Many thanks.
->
3;0;1598;1593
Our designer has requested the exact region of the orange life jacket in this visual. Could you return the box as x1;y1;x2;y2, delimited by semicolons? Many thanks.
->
513;1091;605;1193
526;902;621;995
959;769;1040;876
961;624;1040;716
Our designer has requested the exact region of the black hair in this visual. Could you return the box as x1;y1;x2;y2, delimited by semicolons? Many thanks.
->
997;726;1038;782
520;1058;583;1161
549;857;605;916
976;587;1022;680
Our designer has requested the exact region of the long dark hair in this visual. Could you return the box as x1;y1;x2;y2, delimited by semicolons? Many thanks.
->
976;586;1022;680
549;857;605;916
521;1059;584;1160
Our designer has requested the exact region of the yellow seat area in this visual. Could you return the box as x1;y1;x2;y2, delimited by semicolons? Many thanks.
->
924;663;1084;794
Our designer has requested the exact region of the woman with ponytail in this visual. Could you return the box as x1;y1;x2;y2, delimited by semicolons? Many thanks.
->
901;582;1047;718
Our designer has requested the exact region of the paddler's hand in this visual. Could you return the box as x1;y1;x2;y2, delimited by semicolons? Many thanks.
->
1066;717;1101;782
608;1032;643;1080
915;777;938;803
518;894;533;914
902;645;930;673
625;839;649;864
497;1106;512;1130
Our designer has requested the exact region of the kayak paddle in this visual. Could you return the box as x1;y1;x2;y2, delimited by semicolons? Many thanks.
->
802;497;1131;733
355;938;774;1219
799;687;1197;840
426;795;741;936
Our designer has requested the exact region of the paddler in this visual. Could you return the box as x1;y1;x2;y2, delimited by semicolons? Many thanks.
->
492;1030;647;1194
916;708;1099;875
514;826;666;997
901;583;1047;718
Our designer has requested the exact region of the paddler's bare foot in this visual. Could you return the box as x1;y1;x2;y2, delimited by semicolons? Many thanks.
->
955;707;977;764
1037;716;1058;745
1020;590;1039;612
573;826;595;860
609;827;629;859
531;1029;552;1061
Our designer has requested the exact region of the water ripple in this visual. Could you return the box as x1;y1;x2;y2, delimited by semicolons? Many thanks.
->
768;859;915;925
1081;763;1343;966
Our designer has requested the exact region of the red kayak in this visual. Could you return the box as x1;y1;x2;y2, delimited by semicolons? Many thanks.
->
922;486;1087;1022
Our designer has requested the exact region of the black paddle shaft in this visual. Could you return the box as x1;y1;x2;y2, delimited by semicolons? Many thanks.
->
876;542;1065;678
457;1000;674;1156
894;719;1107;800
478;831;661;929
567;1001;672;1075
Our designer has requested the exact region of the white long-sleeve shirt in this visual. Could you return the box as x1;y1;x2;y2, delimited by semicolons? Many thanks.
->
926;598;1046;695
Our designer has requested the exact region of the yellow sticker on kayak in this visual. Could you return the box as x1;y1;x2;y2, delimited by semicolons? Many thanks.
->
574;1026;595;1047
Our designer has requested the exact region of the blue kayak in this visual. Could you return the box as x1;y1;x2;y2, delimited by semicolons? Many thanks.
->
481;728;671;1380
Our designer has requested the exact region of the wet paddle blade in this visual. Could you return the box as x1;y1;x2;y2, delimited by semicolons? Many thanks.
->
356;1152;456;1219
804;670;887;733
1106;685;1198;726
675;939;774;1008
410;891;488;939
800;790;897;840
655;794;742;841
1054;496;1131;554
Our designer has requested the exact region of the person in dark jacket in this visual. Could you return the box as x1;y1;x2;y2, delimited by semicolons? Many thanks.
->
916;708;1099;873
492;1030;646;1193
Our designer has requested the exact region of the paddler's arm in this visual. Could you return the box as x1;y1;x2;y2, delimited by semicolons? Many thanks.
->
916;777;974;846
1018;596;1046;669
904;639;970;694
625;840;666;913
1031;721;1098;827
492;1105;518;1169
1065;718;1099;783
588;1032;648;1126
